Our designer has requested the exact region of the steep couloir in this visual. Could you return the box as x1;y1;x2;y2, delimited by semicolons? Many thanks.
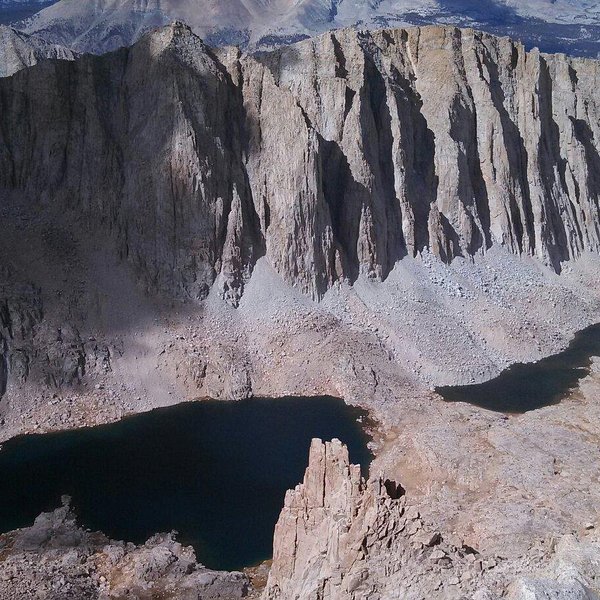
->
1;22;599;305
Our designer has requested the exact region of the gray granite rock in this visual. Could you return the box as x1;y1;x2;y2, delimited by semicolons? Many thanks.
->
0;24;74;77
0;499;250;599
1;24;599;305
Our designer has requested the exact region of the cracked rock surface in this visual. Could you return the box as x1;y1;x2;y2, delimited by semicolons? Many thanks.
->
2;24;600;302
0;22;600;600
0;498;249;600
264;439;600;600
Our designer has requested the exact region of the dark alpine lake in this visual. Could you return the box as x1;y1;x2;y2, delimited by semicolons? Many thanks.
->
0;396;372;571
437;323;600;413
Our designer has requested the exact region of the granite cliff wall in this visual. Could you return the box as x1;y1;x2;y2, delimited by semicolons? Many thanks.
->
1;23;599;304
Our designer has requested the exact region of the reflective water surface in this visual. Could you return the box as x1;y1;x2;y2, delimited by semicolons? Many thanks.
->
0;396;372;571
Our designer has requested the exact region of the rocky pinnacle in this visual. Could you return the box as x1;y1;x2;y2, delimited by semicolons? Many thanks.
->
264;439;600;600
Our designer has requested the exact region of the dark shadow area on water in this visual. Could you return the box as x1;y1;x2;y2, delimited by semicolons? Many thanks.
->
437;323;600;413
0;396;372;571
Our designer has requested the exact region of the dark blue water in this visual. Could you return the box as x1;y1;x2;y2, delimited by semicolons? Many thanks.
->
437;323;600;413
0;396;372;571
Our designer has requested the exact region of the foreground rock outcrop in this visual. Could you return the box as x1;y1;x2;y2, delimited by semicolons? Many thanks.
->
264;438;476;599
507;533;600;600
264;438;406;599
0;498;249;599
264;439;600;600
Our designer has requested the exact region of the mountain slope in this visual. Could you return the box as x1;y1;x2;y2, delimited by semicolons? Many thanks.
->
499;0;600;25
0;25;599;600
0;1;56;27
0;23;599;304
16;0;340;51
0;23;74;75
15;0;600;56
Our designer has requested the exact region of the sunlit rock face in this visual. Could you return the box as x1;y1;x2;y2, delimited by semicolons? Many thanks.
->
263;438;411;600
0;24;74;76
263;438;600;600
1;23;599;305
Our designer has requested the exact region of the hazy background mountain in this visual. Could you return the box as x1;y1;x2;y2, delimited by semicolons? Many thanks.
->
0;23;74;75
0;0;53;25
0;0;598;56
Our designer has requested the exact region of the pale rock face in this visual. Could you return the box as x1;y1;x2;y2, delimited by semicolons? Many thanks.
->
263;438;407;599
263;438;484;600
1;24;599;307
245;26;600;284
264;439;600;600
507;534;600;600
0;24;75;77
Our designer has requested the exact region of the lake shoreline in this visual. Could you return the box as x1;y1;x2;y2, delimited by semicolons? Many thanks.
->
0;395;373;572
437;322;600;413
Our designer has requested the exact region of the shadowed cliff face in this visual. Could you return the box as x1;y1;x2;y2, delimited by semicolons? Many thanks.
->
1;23;599;303
0;23;264;304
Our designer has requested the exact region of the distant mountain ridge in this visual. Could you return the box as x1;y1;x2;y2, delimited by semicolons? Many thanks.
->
0;23;74;76
0;1;48;4
6;0;600;57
